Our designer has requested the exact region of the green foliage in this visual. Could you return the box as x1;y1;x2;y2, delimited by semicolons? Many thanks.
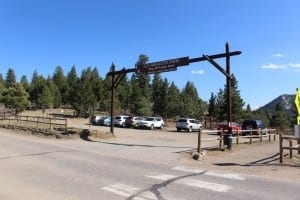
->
166;82;181;118
269;102;290;130
52;66;67;105
208;93;217;119
180;81;205;118
5;68;16;87
215;75;245;123
152;74;168;117
0;83;30;112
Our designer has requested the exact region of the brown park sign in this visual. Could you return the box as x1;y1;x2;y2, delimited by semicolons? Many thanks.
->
137;56;189;74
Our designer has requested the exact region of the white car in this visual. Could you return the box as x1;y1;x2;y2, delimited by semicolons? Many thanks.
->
136;117;164;130
176;118;202;132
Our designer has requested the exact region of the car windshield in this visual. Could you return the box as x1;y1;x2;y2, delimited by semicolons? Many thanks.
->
178;119;187;122
145;117;154;121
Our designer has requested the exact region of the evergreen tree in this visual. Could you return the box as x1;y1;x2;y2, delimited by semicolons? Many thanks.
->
101;74;112;113
180;81;204;118
65;66;79;108
20;75;30;92
243;104;253;119
0;73;4;85
135;54;150;98
216;75;245;122
29;72;51;108
47;77;61;108
208;93;217;120
166;82;181;118
52;66;67;105
269;102;290;130
0;83;30;113
5;68;16;87
152;74;168;117
127;54;151;115
128;74;151;116
76;67;102;117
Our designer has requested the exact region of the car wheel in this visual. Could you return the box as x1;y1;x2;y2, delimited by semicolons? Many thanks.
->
188;127;192;133
150;124;154;130
160;124;164;129
177;128;181;132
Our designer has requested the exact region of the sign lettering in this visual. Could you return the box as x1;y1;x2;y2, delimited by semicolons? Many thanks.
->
137;56;189;74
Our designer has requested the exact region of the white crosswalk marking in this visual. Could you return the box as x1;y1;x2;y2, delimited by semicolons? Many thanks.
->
145;174;231;192
102;167;245;198
101;183;157;200
173;166;246;180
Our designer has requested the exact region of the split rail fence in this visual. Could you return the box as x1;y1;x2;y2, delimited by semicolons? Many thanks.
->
0;113;67;132
279;134;300;163
197;129;277;152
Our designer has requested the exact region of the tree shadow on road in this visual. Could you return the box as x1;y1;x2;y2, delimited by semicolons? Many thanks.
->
213;153;300;168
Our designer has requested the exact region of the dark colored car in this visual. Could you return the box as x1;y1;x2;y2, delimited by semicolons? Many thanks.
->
125;116;145;128
98;116;111;126
242;119;265;135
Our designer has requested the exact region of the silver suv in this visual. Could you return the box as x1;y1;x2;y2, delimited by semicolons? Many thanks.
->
114;115;129;127
176;118;202;132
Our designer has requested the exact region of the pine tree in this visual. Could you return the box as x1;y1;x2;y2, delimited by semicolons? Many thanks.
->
0;83;30;113
216;74;245;122
152;74;168;117
269;102;290;130
5;68;16;87
52;66;67;105
65;66;79;108
47;77;61;108
208;93;217;119
29;72;52;108
180;81;204;118
20;75;30;92
166;82;181;118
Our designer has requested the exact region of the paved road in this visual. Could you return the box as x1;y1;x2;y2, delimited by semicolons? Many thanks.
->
0;129;299;200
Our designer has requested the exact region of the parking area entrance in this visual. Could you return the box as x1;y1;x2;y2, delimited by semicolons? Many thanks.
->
106;42;242;144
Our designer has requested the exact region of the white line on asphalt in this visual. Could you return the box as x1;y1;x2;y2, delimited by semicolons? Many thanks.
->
101;183;157;200
173;166;246;180
145;174;231;192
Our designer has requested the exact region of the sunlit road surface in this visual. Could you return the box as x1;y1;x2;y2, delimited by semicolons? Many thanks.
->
0;129;299;200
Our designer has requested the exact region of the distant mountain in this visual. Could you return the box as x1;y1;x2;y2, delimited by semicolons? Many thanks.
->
257;94;296;117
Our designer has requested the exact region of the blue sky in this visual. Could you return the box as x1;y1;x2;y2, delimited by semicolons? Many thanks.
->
0;0;299;109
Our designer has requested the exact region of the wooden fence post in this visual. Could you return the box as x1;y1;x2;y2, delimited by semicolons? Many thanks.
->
65;119;67;132
219;130;223;150
289;140;293;158
197;129;202;153
279;134;283;163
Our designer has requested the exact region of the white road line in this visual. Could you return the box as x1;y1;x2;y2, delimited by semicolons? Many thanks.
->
173;166;246;180
145;174;231;192
101;183;157;200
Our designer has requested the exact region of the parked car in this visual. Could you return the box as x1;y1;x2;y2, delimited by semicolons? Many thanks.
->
241;119;266;135
217;121;241;135
136;117;164;130
125;116;145;128
114;115;129;127
90;115;106;125
176;118;202;132
98;116;111;126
